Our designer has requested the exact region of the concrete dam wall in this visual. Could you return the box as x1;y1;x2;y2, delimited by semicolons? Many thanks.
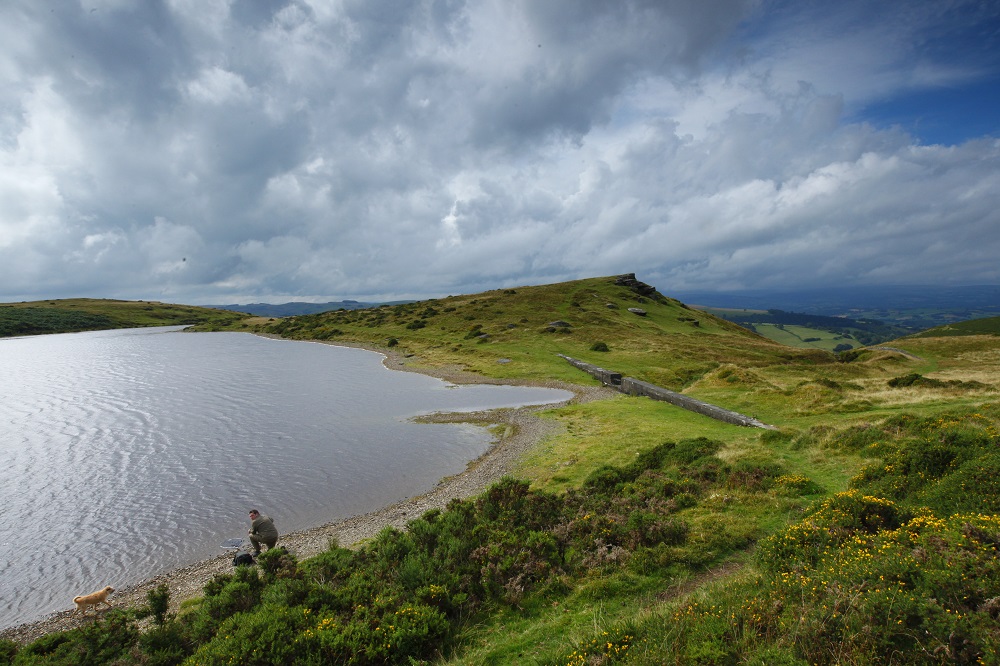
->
558;354;775;429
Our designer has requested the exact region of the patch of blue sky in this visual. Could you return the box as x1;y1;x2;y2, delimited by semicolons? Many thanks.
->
855;73;1000;146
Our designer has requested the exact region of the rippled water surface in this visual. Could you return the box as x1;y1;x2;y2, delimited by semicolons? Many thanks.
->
0;327;571;629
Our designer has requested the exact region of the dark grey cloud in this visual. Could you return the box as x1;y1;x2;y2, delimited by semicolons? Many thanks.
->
0;0;997;305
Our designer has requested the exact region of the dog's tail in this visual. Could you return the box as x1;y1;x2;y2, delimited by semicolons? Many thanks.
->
73;596;83;603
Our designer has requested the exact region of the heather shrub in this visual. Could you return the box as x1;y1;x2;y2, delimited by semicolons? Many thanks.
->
725;457;784;491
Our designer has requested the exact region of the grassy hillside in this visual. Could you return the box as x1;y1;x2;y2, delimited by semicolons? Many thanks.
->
906;314;1000;338
4;276;1000;664
252;275;826;388
239;274;995;429
0;298;248;337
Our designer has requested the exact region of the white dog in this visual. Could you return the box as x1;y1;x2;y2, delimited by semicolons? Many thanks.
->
73;586;115;615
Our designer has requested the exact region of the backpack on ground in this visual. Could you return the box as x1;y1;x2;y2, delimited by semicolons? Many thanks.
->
233;552;255;567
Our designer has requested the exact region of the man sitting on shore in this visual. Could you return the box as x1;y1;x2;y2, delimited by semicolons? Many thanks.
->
247;509;278;555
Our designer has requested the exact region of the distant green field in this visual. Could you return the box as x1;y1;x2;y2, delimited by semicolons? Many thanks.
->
0;298;248;337
750;322;857;351
693;305;905;348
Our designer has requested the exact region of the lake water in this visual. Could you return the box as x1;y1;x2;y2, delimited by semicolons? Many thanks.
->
0;327;571;630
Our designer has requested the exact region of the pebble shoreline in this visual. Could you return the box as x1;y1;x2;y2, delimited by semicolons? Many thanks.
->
1;341;613;645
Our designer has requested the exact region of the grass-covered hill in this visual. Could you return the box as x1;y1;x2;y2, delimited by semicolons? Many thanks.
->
4;275;1000;664
906;314;1000;338
210;300;415;317
251;274;829;389
0;298;247;337
240;274;995;434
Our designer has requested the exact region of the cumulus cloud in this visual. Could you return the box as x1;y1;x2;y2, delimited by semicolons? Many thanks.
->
0;0;997;304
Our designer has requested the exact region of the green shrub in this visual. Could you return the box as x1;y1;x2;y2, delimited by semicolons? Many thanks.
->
888;372;938;387
138;621;192;665
185;605;311;666
145;583;171;626
0;639;17;664
918;452;1000;514
583;464;629;494
590;341;610;352
668;437;723;465
294;603;449;665
302;544;355;585
258;546;301;583
15;611;138;665
261;578;312;608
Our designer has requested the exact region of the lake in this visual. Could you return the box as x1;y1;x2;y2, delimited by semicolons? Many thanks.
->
0;327;571;630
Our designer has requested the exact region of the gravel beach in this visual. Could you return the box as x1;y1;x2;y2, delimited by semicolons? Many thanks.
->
1;341;613;645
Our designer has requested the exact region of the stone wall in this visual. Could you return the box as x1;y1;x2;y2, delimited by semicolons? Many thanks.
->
558;354;774;429
558;354;622;387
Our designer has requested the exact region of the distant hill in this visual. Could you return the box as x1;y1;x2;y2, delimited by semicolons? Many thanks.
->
908;315;1000;338
250;273;830;390
210;300;414;317
670;284;1000;331
0;298;246;337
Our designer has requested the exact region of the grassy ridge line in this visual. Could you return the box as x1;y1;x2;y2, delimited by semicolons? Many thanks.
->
907;315;1000;338
0;298;247;337
248;275;828;390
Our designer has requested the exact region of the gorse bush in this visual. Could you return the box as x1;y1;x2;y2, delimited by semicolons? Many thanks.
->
849;409;1000;513
631;406;1000;665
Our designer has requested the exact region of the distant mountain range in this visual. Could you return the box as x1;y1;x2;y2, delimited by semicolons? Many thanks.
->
669;284;1000;312
211;300;414;317
670;284;1000;331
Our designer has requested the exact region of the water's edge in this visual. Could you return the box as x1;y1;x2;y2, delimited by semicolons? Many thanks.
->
0;336;602;644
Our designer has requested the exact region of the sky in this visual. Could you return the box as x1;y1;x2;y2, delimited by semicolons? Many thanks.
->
1;0;999;305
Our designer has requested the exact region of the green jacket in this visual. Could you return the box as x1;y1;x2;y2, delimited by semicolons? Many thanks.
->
250;514;278;541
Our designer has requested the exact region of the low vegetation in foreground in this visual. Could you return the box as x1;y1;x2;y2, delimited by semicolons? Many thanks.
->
4;407;1000;664
0;299;246;337
4;275;1000;664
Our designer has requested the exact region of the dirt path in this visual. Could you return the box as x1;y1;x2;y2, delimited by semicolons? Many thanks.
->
1;341;615;645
